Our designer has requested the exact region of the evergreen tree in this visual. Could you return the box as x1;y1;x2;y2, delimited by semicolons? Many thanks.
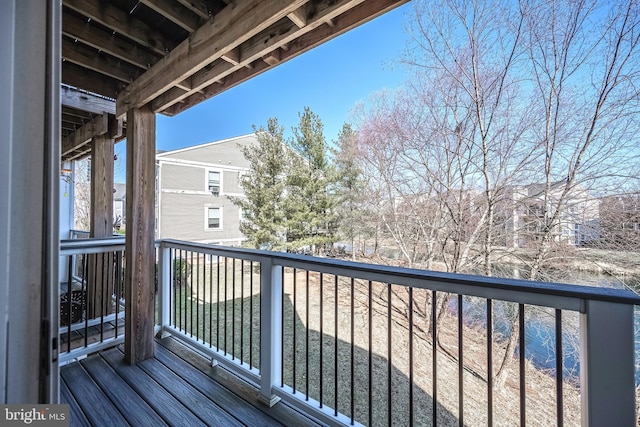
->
332;123;371;259
284;107;338;253
230;118;288;250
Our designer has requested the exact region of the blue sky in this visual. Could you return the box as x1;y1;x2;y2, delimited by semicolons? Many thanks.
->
114;3;413;181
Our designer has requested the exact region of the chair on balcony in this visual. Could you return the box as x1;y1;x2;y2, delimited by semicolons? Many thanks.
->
60;289;85;326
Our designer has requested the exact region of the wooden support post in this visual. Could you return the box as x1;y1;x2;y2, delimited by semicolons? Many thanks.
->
124;105;156;364
89;134;115;318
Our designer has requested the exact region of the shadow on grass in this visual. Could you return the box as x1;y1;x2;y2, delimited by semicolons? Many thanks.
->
174;283;462;427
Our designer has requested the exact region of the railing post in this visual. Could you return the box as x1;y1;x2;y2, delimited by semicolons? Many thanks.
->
258;256;283;407
580;300;635;426
156;243;172;338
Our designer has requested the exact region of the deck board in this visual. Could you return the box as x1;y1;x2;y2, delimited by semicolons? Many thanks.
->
153;343;283;427
60;362;129;426
80;356;168;426
100;349;208;427
155;338;319;427
60;379;91;427
135;352;244;427
61;336;320;427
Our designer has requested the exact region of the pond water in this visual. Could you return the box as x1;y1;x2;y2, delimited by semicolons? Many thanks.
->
460;265;640;386
336;243;640;384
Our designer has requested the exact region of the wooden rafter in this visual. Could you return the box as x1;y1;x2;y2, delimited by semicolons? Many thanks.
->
64;0;174;55
63;61;123;99
62;113;88;126
62;37;142;84
63;11;193;94
139;0;202;33
116;0;309;116
221;48;241;66
175;0;211;19
63;10;160;70
58;0;409;142
263;49;281;66
61;86;116;115
152;0;354;113
287;5;308;28
165;0;409;116
61;113;109;157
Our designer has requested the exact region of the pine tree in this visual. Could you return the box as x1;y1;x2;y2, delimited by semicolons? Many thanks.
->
284;107;338;254
230;118;289;250
332;123;371;259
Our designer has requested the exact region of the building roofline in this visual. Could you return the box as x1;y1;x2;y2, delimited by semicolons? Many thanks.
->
156;133;256;157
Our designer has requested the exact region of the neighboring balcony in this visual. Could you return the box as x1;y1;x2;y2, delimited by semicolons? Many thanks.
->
59;237;640;426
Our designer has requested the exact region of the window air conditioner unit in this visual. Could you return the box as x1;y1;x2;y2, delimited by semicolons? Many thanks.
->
210;185;220;196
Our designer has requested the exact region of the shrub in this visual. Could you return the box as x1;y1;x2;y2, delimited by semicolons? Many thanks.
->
172;259;191;287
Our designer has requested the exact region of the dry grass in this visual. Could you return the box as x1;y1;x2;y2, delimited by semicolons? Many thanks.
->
176;256;588;426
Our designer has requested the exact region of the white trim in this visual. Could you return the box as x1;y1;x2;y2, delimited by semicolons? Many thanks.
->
162;189;212;195
0;0;14;402
204;206;223;231
156;133;256;157
157;163;162;238
157;157;249;173
198;237;247;245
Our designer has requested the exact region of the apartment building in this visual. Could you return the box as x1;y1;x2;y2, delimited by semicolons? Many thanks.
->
500;182;600;248
156;134;254;245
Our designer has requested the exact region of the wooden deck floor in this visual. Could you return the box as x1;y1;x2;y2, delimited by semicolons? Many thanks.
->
60;337;321;427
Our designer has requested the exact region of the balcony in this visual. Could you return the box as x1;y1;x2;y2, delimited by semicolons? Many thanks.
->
59;237;640;426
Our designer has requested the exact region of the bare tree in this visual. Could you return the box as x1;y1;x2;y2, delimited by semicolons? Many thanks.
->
406;0;541;277
522;0;640;280
352;0;640;389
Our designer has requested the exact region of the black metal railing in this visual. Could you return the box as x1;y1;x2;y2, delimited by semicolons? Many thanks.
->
59;237;126;363
155;239;639;427
161;246;262;375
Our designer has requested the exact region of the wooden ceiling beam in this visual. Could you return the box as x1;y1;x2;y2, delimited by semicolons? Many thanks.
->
64;0;174;55
164;0;409;116
287;5;308;28
154;0;363;113
63;10;192;96
284;0;409;61
62;108;94;120
139;0;202;33
63;10;160;70
175;0;211;19
62;62;123;100
65;147;93;162
221;47;241;66
62;120;85;130
62;37;143;84
116;0;309;117
62;112;109;157
62;113;88;126
61;85;116;115
262;49;281;66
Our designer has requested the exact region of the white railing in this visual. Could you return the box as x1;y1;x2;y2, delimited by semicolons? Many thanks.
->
59;236;126;364
155;239;640;427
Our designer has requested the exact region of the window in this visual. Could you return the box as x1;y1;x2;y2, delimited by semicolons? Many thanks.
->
239;171;250;185
207;207;221;229
240;208;251;223
208;171;220;195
